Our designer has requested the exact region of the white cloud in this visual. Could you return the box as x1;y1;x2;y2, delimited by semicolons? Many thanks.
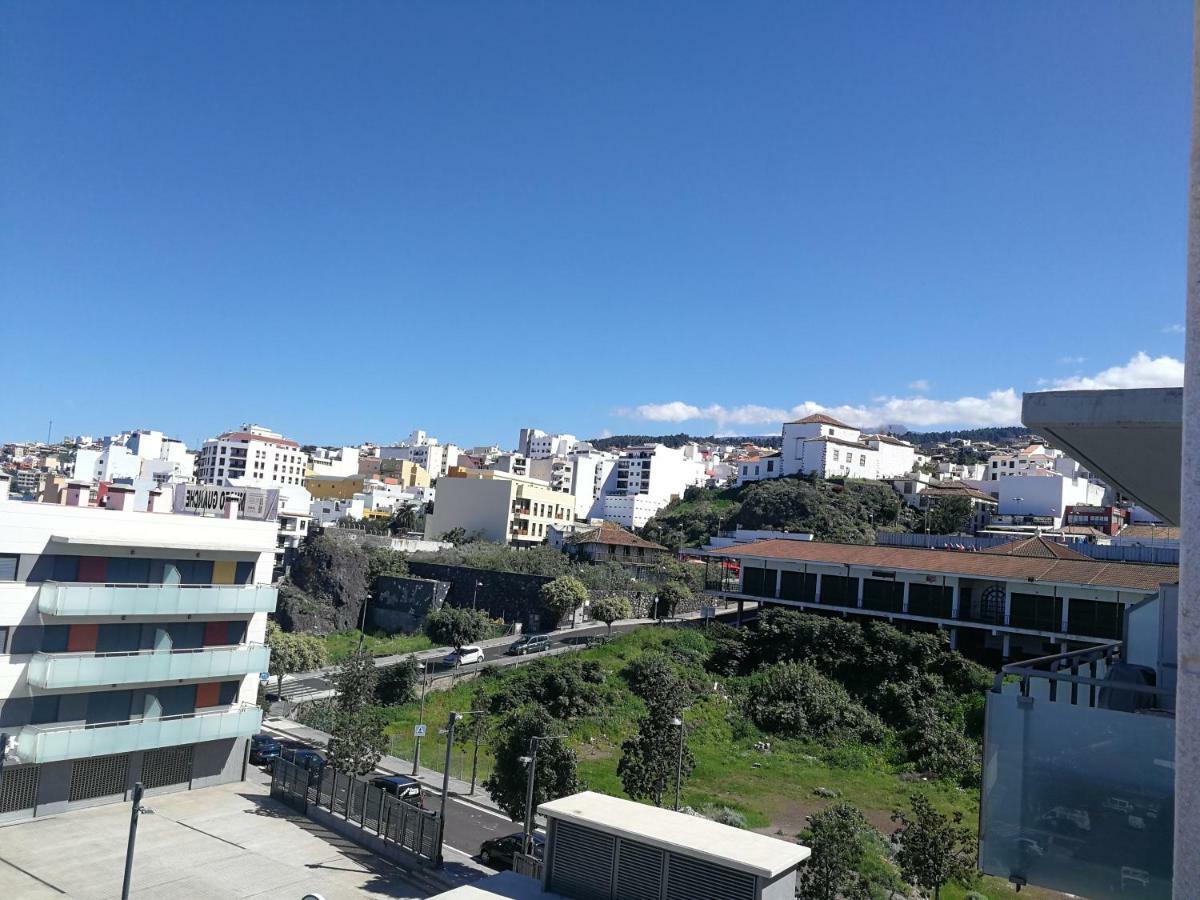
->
1050;352;1183;390
1163;324;1186;335
620;353;1184;433
1058;355;1086;365
908;379;930;392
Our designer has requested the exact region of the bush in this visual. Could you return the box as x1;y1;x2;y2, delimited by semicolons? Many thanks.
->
482;656;610;721
745;662;885;744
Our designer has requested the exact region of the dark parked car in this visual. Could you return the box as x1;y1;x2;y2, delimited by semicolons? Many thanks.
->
271;747;326;783
479;832;545;870
250;734;282;765
371;775;423;807
506;634;551;656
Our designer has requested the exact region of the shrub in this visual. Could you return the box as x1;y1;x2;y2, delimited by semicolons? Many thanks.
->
745;662;885;744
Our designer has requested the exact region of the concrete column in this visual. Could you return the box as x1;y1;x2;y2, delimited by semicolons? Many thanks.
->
1178;9;1200;890
856;576;864;609
814;573;823;604
901;581;910;614
1061;597;1071;634
1001;633;1011;661
774;568;783;600
949;628;958;650
951;583;961;620
1003;589;1012;626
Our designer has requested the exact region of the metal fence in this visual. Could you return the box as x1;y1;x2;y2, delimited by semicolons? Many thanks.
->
270;758;442;863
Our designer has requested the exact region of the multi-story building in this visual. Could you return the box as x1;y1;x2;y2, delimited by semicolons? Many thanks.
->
72;430;195;488
560;522;669;573
703;534;1176;661
528;456;574;494
380;440;461;480
196;424;309;488
518;429;580;459
736;453;782;486
0;473;276;822
307;446;360;479
602;444;707;528
423;470;573;546
565;445;618;521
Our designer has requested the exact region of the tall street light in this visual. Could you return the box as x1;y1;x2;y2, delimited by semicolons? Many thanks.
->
412;661;428;775
520;734;566;856
670;716;685;811
472;579;484;611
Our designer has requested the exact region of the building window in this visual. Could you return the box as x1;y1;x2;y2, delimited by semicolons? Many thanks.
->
859;455;867;466
0;554;17;581
832;449;840;461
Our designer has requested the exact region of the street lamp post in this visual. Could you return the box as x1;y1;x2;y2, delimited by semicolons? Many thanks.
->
412;662;428;775
121;782;148;900
670;716;685;811
472;579;483;611
436;712;461;867
520;735;565;856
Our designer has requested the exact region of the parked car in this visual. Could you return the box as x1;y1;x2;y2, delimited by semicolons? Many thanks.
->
250;734;282;765
371;775;423;807
443;645;485;666
479;832;545;870
271;747;327;783
506;634;550;656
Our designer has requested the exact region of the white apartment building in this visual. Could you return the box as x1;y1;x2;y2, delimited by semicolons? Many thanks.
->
518;428;580;459
601;444;707;528
380;440;461;479
72;430;196;487
307;446;360;478
309;494;367;526
567;446;618;520
776;414;918;481
423;470;573;546
196;425;310;488
984;442;1090;482
527;456;574;493
0;474;276;822
736;454;782;486
985;469;1108;526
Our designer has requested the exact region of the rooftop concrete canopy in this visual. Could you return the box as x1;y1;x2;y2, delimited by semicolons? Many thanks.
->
1022;387;1182;525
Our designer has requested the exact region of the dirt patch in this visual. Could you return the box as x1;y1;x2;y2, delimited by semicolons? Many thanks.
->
755;798;896;841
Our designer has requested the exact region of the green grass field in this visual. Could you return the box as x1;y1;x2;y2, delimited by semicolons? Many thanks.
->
321;630;433;664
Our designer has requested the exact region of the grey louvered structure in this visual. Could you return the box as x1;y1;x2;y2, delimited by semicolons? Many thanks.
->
537;792;809;900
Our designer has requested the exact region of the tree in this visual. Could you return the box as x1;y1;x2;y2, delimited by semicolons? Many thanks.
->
326;707;388;775
266;622;327;699
589;595;632;635
797;803;876;900
623;652;691;717
925;496;975;535
366;547;409;585
891;794;977;900
388;504;419;534
376;655;420;705
333;647;379;714
745;662;885;744
484;707;580;820
618;712;694;808
423;604;490;649
540;575;589;627
655;581;691;619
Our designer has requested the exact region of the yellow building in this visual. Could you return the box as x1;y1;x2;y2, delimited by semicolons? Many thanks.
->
423;469;573;546
306;462;431;501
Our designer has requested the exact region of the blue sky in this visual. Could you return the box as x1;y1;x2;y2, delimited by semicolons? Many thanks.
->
1;2;1191;447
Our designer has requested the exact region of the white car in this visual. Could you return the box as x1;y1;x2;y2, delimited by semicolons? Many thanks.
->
444;646;485;666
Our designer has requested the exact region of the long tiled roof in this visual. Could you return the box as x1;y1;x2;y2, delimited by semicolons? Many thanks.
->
707;539;1177;592
920;481;996;502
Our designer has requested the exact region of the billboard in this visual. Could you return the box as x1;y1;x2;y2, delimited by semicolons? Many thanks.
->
172;483;279;522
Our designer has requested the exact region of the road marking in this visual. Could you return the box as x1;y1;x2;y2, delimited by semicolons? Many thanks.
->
442;844;477;859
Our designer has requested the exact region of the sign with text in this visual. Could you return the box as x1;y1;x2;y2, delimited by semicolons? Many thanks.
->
172;483;279;522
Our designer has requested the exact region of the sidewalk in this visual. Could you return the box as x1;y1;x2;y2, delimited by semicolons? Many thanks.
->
263;716;505;816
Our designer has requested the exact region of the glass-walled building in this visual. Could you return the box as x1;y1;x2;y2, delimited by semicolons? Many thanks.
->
0;476;276;821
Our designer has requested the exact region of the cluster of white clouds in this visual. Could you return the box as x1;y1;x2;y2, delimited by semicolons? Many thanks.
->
618;352;1184;433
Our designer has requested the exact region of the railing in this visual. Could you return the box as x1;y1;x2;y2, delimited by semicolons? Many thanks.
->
270;758;442;864
38;581;278;616
26;643;270;690
980;642;1175;898
14;703;262;764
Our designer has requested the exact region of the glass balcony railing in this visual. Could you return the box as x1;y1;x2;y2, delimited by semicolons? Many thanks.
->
14;704;263;765
25;644;270;690
38;582;278;616
979;643;1175;899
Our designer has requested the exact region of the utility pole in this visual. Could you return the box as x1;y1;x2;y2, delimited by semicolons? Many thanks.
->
412;662;428;775
520;740;540;857
671;717;685;811
121;782;147;900
436;712;461;867
470;727;481;795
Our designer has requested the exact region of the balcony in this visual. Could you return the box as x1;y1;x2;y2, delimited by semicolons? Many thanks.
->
38;582;278;617
979;644;1174;899
13;704;263;765
25;644;270;690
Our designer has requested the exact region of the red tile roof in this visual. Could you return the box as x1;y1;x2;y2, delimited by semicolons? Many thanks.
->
981;535;1091;560
786;413;854;428
920;481;997;503
707;539;1176;592
569;521;667;551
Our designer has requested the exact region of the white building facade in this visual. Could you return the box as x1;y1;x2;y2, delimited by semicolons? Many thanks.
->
196;425;309;488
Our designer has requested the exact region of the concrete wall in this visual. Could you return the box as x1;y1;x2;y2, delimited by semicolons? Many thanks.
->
406;562;560;631
368;576;450;634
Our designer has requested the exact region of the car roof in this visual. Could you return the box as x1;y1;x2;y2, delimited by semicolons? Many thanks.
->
459;645;480;651
375;775;419;786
